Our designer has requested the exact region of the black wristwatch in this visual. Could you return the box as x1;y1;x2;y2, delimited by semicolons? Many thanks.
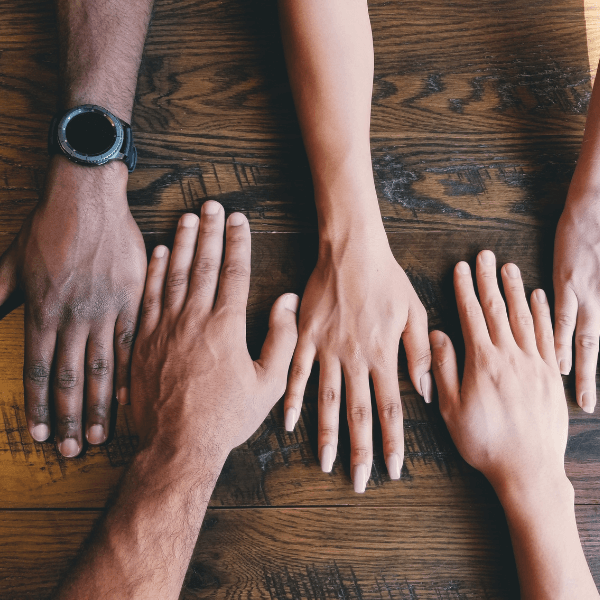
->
48;104;137;172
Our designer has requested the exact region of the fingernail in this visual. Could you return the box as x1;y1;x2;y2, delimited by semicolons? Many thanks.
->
480;250;494;265
320;444;335;473
31;423;49;442
87;425;105;445
285;294;299;313
181;213;199;228
535;289;547;303
505;263;520;278
203;200;220;215
59;438;80;458
284;407;297;432
117;388;129;405
353;464;367;494
558;358;571;375
456;262;470;274
153;245;166;258
229;212;246;226
420;372;432;404
386;453;401;480
581;392;596;414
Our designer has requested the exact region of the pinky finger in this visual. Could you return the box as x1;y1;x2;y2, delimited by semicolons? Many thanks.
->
530;289;556;366
283;338;315;431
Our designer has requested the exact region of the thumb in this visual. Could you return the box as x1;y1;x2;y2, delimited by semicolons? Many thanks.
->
255;293;300;398
0;238;19;306
429;330;460;416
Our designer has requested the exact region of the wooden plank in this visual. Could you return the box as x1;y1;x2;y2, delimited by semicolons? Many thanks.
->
0;230;598;509
0;505;598;600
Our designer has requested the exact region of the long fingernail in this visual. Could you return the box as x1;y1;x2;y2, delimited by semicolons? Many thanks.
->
581;392;596;414
31;423;49;442
320;444;336;473
284;407;297;432
353;464;368;493
558;358;571;375
117;388;129;405
87;425;106;445
59;438;80;458
420;372;432;404
386;453;401;480
285;294;299;313
181;213;198;227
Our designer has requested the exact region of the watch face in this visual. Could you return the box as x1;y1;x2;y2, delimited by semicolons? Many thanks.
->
57;105;125;165
65;111;116;155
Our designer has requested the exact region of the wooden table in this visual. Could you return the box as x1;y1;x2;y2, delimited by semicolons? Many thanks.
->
2;0;600;597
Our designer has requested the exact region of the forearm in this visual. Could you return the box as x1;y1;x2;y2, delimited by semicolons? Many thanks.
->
498;476;598;599
56;0;154;122
278;0;384;242
54;446;226;600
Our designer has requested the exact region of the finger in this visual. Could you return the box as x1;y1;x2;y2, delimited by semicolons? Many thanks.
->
554;285;577;375
316;356;342;474
85;326;115;445
402;299;432;403
0;238;18;305
454;261;490;348
574;306;600;413
344;366;372;494
23;310;56;443
213;213;251;313
283;337;315;431
139;245;170;337
429;330;460;416
255;293;300;397
530;289;556;365
188;201;225;312
371;366;403;480
114;301;141;406
501;263;536;353
163;213;200;317
53;329;88;457
475;250;512;345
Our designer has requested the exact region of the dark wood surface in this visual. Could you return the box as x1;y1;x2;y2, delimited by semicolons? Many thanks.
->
1;0;600;598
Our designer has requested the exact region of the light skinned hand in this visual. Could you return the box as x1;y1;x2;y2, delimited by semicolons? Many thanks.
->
131;201;300;461
554;194;600;413
0;156;146;456
430;250;568;496
283;232;431;492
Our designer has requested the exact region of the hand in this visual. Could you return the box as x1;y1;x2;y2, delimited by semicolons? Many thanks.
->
130;201;299;464
0;156;147;456
553;193;600;413
430;250;568;499
283;230;431;492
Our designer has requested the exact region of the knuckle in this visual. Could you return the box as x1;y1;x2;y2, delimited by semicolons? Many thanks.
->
87;358;110;378
142;297;161;317
576;333;599;351
117;329;135;351
483;297;506;315
29;403;49;421
165;270;189;290
87;402;109;420
463;302;483;318
56;367;79;390
378;400;402;421
24;361;51;387
348;404;371;425
290;363;308;383
319;386;339;408
194;257;221;276
58;414;80;432
222;262;249;282
408;349;432;369
319;425;339;438
352;447;371;462
511;311;533;326
556;312;575;329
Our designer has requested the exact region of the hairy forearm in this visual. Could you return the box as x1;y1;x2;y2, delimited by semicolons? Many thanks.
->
498;476;599;599
278;0;384;241
54;446;226;600
56;0;154;122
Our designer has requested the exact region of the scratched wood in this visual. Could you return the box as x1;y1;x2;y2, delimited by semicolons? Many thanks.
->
2;0;600;597
1;506;600;599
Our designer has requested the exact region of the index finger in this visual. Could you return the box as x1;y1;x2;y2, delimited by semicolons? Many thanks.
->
213;213;251;314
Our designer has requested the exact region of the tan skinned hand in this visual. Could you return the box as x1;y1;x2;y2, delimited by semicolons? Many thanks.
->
431;250;568;497
283;235;431;492
130;201;299;460
0;157;146;456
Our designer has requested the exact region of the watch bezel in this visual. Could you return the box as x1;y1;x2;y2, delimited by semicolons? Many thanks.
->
57;104;124;166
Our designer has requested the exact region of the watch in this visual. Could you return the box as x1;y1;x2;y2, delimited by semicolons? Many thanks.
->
48;104;137;172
